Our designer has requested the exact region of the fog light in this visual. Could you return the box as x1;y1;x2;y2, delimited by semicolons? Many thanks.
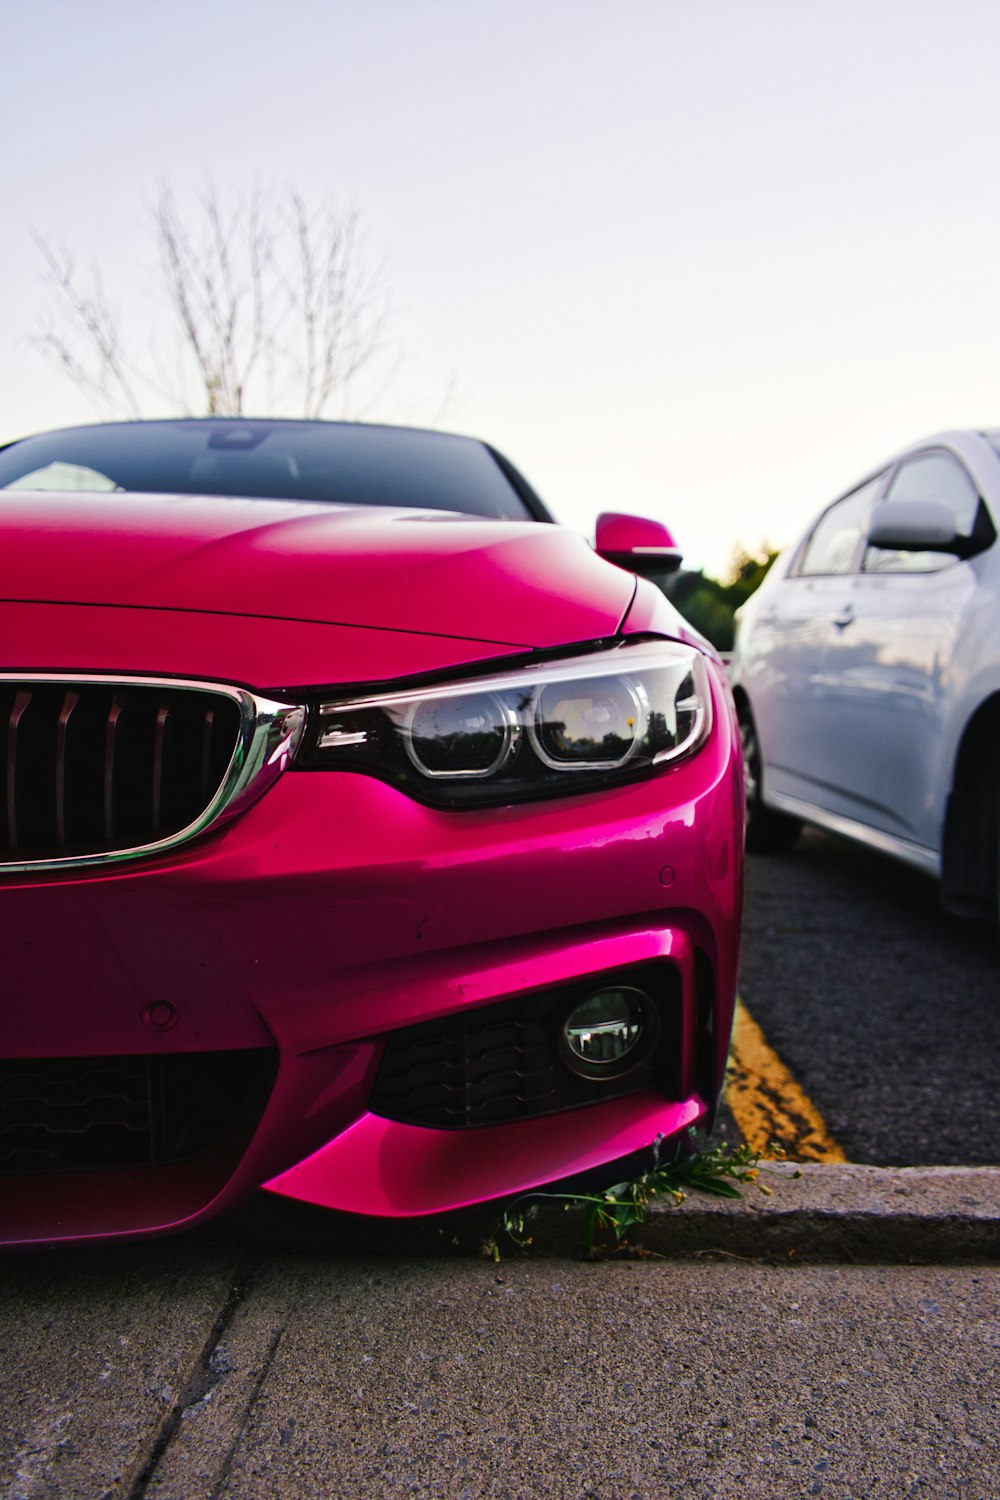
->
560;986;652;1078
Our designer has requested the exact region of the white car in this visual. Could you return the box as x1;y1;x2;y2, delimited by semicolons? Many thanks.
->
730;429;1000;923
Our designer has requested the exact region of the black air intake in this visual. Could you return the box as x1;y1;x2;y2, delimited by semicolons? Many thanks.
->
0;1049;277;1174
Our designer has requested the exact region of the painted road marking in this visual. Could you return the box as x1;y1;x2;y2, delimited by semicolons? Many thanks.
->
725;999;847;1162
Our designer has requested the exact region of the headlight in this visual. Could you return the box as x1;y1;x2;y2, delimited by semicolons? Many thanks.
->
296;639;711;807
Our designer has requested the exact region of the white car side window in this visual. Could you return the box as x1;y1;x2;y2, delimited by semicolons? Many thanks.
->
797;475;884;577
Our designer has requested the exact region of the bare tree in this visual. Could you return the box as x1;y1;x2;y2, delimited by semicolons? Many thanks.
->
31;183;395;421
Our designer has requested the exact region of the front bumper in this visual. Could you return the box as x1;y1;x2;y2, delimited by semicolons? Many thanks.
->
0;702;741;1248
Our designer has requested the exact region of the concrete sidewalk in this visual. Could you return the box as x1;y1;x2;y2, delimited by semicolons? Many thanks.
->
1;1164;997;1500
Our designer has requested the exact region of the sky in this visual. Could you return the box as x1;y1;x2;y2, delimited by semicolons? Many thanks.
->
4;0;1000;576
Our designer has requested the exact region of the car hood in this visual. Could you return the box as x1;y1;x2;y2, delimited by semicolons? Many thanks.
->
0;490;636;650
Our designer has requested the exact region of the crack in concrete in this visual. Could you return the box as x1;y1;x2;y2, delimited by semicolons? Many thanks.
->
122;1258;259;1500
207;1322;286;1500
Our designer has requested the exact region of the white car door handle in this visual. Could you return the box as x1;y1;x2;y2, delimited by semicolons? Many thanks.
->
832;604;855;629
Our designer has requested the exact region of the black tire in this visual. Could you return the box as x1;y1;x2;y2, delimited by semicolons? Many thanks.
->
739;704;802;854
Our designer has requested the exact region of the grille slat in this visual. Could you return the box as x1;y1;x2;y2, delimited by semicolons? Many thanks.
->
200;707;216;798
7;689;31;847
152;703;169;832
55;690;80;845
104;694;126;841
0;681;243;864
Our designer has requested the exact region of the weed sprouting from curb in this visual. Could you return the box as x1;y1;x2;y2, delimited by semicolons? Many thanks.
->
484;1135;791;1261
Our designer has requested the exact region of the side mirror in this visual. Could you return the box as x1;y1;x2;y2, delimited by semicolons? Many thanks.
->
866;498;971;556
595;511;683;575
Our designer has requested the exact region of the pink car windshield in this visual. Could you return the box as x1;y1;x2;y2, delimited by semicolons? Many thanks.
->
0;418;548;522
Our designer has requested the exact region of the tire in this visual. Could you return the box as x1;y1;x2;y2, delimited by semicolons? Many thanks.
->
739;705;802;854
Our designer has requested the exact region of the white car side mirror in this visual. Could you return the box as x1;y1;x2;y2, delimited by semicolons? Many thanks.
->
867;498;968;555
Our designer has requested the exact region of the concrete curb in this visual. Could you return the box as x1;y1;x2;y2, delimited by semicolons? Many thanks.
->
516;1162;1000;1262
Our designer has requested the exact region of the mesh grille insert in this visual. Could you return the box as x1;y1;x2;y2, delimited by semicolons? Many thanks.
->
0;1049;277;1175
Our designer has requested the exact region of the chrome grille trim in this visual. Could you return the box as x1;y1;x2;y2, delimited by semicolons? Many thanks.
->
0;674;306;874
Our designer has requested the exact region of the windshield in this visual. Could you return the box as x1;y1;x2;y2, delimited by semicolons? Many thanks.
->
0;419;544;522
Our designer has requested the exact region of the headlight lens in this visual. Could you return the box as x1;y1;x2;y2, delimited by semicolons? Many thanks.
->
531;675;646;769
297;639;711;806
404;692;517;778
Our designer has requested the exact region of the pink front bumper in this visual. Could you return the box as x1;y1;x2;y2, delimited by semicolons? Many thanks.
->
0;691;742;1248
262;923;708;1219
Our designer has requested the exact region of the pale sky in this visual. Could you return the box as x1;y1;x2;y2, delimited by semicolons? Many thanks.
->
5;0;1000;575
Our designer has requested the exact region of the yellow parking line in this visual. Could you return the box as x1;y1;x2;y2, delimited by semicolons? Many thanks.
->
725;999;847;1162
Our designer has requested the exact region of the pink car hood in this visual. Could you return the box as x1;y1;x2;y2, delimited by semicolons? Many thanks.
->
0;491;635;650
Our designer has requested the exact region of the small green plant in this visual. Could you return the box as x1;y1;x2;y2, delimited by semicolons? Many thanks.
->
485;1136;787;1260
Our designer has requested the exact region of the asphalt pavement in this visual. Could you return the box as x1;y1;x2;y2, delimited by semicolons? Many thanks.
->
738;829;1000;1166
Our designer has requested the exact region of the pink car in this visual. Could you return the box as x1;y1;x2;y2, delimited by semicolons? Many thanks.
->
0;419;742;1248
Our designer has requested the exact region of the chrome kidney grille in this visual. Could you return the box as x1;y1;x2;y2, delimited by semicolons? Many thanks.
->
0;676;306;872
